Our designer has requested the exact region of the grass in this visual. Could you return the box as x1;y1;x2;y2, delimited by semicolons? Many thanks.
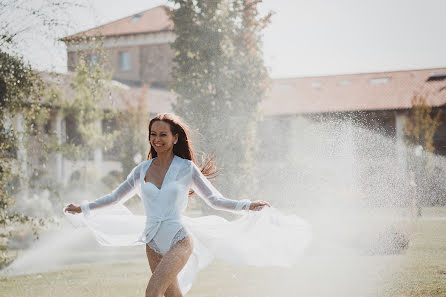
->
382;218;446;297
0;208;445;297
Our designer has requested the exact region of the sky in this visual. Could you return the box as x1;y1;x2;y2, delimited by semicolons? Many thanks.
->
8;0;446;78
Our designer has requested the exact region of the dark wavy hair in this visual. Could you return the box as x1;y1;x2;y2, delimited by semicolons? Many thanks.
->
147;113;218;181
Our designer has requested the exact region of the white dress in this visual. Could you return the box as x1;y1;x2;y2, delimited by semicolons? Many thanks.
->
64;155;312;295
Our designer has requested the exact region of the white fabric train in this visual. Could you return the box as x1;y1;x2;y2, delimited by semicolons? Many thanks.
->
64;155;312;295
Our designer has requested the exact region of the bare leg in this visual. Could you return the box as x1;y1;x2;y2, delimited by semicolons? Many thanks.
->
145;236;193;297
146;244;183;297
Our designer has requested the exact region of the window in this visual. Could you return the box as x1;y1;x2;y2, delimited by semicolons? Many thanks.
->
339;79;352;86
369;77;390;84
311;81;321;88
119;51;131;71
274;83;293;90
130;13;142;22
65;114;82;146
427;72;446;82
88;54;98;67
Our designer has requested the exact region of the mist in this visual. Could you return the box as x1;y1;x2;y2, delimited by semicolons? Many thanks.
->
3;114;443;296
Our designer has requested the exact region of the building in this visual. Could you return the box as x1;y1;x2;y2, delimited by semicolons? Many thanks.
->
261;68;446;156
56;5;446;203
62;5;174;88
61;5;446;152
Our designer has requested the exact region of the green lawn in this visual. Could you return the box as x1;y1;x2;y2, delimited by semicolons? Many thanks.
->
1;208;445;297
382;218;446;297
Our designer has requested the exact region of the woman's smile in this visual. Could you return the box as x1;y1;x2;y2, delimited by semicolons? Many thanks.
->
149;120;178;152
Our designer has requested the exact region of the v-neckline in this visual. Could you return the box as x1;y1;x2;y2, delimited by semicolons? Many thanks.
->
143;155;177;191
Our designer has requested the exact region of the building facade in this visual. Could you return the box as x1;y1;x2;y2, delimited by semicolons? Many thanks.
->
63;6;175;87
56;5;446;205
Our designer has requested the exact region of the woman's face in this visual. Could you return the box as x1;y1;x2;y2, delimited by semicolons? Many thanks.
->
149;120;178;154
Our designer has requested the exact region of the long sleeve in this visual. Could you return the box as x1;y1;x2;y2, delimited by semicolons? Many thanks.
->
80;163;141;216
190;162;251;212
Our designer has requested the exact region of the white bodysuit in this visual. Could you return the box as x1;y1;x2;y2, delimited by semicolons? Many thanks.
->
80;155;251;254
67;155;312;295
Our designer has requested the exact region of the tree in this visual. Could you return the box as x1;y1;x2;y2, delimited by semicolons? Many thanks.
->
169;0;271;199
113;86;150;177
1;0;82;51
0;49;55;268
0;0;85;223
0;0;90;267
404;93;443;208
61;49;119;187
404;94;441;153
0;52;34;220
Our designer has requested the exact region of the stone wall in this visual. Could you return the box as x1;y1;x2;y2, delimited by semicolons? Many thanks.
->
108;46;141;83
66;39;174;86
140;43;174;86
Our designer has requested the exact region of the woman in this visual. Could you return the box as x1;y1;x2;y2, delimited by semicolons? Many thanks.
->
64;113;310;297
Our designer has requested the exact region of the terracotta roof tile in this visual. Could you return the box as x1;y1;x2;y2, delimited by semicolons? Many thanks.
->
43;67;446;116
40;71;175;114
261;67;446;115
62;5;173;41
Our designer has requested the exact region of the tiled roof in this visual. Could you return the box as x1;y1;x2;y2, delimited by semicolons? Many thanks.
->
62;5;173;41
110;86;175;114
43;67;446;116
39;71;175;113
261;67;446;115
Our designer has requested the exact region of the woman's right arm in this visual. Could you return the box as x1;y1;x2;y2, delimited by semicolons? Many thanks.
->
65;163;142;216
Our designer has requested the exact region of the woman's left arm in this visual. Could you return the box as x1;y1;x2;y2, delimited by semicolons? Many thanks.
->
190;162;270;212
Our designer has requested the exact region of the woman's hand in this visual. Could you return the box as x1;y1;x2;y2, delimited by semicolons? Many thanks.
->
249;200;271;211
64;203;82;214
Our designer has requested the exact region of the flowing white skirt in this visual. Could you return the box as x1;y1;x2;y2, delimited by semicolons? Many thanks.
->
64;205;312;295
